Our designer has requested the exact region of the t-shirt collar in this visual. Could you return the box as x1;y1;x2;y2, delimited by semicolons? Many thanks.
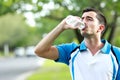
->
79;39;111;54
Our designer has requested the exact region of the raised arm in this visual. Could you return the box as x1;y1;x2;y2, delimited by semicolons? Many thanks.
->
34;16;79;60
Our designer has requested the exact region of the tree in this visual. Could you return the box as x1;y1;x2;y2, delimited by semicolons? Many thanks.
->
81;0;120;44
37;0;120;45
0;13;28;49
1;0;120;46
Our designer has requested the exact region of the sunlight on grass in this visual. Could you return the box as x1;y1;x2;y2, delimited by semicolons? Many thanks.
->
27;59;71;80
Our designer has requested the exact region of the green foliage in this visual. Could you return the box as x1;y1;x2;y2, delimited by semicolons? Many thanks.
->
54;30;76;45
21;27;42;46
0;13;28;47
0;0;120;48
38;0;49;3
36;16;76;44
112;22;120;47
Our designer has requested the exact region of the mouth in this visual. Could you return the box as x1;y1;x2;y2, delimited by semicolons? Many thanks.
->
82;28;85;30
81;27;86;31
82;24;87;30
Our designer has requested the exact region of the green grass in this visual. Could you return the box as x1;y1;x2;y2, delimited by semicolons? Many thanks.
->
27;59;71;80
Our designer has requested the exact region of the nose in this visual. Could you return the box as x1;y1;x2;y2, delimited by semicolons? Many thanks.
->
81;18;87;28
81;18;86;25
82;18;86;23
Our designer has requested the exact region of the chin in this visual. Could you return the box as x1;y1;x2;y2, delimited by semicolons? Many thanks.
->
81;33;85;37
81;32;90;37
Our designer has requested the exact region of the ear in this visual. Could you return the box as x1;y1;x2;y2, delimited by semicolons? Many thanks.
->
97;24;105;33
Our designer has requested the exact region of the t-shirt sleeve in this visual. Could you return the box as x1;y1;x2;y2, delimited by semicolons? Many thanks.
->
55;42;78;65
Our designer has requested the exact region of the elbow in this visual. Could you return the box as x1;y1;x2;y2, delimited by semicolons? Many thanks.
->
34;46;47;57
34;49;38;55
34;47;41;56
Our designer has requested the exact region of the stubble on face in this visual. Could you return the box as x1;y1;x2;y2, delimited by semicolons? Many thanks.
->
80;11;100;38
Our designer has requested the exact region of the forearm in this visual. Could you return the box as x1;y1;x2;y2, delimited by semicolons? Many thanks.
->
34;21;65;54
34;16;79;58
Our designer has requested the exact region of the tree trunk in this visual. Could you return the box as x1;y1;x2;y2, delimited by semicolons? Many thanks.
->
4;43;9;56
107;12;118;43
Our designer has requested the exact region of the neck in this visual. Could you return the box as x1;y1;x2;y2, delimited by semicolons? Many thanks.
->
84;37;104;55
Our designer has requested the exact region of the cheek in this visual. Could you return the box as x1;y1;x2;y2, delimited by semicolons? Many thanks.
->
88;24;98;33
87;23;95;30
89;22;98;29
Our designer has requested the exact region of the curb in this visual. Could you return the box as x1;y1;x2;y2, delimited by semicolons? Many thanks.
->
14;70;35;80
14;58;46;80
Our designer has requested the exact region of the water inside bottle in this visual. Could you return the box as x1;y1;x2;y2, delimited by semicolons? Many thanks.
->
66;15;85;30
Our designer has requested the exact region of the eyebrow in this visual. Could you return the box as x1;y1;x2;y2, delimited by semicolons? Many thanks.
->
82;16;93;20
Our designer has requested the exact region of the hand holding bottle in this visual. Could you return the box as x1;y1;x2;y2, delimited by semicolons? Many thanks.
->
65;15;85;30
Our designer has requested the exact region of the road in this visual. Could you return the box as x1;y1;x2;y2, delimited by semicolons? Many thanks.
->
0;56;45;80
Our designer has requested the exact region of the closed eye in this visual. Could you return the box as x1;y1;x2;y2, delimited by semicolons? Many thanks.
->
86;16;93;21
82;16;94;21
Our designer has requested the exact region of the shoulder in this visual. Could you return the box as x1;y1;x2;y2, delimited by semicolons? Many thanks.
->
55;42;79;64
56;42;79;55
111;45;120;64
112;46;120;52
56;42;78;51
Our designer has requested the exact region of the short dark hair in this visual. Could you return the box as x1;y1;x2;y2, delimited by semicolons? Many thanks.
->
82;7;107;32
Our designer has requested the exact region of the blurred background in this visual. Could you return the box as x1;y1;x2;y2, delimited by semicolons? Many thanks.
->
0;0;120;80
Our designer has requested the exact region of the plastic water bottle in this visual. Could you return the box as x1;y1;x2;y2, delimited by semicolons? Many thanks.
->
66;15;85;29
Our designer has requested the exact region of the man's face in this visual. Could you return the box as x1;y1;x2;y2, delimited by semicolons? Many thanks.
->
80;11;101;37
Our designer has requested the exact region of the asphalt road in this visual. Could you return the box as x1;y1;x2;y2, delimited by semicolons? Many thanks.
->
0;56;45;80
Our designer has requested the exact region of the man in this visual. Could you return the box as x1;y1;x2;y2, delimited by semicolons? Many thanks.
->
34;7;120;80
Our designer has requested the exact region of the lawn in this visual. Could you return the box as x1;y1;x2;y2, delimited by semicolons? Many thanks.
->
27;59;71;80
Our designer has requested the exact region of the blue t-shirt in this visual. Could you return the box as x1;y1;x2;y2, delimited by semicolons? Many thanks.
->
55;39;120;80
55;42;78;65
